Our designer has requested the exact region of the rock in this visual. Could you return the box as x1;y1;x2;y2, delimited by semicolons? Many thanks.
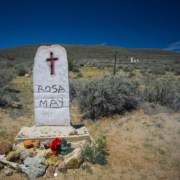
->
71;140;88;149
23;140;34;149
47;155;59;165
19;156;48;179
4;169;13;176
13;142;26;152
0;162;4;170
19;151;29;161
36;149;52;158
43;140;51;149
64;147;84;169
0;141;12;155
39;143;45;150
58;162;67;172
45;165;56;178
6;151;19;162
34;140;40;148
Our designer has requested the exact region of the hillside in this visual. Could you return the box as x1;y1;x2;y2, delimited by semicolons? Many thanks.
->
0;44;180;69
0;44;180;179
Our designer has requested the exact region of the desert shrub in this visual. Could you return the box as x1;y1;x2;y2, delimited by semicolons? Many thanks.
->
174;69;180;76
83;134;107;165
69;79;84;101
0;70;13;87
0;70;20;108
144;80;180;111
96;65;105;69
128;72;135;78
72;67;80;73
76;72;83;78
79;63;84;67
72;75;140;119
123;66;134;72
149;67;166;75
17;67;28;76
68;60;74;71
164;66;170;71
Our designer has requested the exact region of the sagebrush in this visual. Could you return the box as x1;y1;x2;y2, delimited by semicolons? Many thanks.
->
70;75;140;119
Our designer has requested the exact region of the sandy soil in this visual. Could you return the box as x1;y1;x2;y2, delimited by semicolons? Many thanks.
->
0;104;180;180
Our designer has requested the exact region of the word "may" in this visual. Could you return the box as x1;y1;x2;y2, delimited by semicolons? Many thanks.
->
38;85;65;93
39;99;64;108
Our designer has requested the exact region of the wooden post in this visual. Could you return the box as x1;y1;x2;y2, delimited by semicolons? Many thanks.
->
113;51;117;75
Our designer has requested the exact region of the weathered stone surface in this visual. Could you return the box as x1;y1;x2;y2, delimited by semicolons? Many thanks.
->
6;151;19;162
71;140;88;149
13;142;26;152
0;141;12;155
45;165;56;178
0;162;4;170
34;140;40;148
33;45;70;126
36;149;52;158
23;140;34;149
58;162;67;172
20;156;48;179
19;151;29;161
0;159;18;169
4;169;13;176
64;147;84;169
15;126;91;143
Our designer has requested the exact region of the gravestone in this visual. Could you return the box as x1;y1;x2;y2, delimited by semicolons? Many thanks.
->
33;45;70;126
15;45;90;143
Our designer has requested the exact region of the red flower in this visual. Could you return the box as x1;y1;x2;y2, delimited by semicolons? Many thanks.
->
50;137;61;155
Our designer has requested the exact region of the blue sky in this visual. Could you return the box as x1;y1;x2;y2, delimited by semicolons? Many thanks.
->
0;0;180;51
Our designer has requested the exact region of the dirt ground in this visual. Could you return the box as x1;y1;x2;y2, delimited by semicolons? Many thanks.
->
0;72;180;180
0;104;180;180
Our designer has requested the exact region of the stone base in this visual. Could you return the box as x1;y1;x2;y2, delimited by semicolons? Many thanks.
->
15;125;91;143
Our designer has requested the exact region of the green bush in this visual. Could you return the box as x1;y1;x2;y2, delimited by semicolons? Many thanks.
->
68;60;74;71
79;63;84;67
83;134;107;165
123;66;134;73
174;69;180;76
144;80;180;111
72;67;80;73
76;72;83;78
149;67;166;75
0;70;13;87
17;67;28;76
71;75;140;119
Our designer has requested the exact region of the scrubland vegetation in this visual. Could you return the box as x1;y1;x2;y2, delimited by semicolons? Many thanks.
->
0;44;180;179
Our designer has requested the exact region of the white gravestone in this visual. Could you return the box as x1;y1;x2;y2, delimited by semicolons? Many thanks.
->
33;45;70;126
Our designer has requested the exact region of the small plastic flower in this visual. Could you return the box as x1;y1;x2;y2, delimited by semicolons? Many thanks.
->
50;137;61;155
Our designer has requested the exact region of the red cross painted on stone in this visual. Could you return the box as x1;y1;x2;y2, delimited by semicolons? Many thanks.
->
46;52;58;75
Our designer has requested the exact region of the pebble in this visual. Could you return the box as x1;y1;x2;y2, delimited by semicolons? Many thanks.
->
4;169;13;176
23;140;34;149
46;165;56;178
6;151;19;162
19;151;29;161
58;162;67;172
34;140;40;148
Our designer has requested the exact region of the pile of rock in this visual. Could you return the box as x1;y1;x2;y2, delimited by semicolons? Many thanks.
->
0;139;87;179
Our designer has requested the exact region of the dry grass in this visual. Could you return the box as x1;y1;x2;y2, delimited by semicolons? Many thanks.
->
0;69;180;180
